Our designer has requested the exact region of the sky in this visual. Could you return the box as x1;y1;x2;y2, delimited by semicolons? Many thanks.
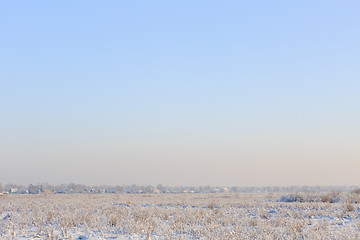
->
1;1;359;187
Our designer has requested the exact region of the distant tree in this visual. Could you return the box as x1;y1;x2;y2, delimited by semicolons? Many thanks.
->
144;185;152;193
157;184;163;192
28;184;39;194
114;185;124;193
130;184;138;193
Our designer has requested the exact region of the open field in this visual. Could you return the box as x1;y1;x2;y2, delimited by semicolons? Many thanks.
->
1;192;360;239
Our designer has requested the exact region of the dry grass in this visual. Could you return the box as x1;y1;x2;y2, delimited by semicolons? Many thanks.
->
0;192;359;239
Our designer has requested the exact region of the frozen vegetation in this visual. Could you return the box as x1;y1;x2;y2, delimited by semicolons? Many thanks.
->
1;191;360;239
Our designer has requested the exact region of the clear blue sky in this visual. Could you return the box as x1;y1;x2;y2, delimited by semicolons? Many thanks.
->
1;1;359;186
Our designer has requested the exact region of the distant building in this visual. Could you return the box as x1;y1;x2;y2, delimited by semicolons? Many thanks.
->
106;189;116;194
9;189;18;194
43;189;52;194
152;188;160;194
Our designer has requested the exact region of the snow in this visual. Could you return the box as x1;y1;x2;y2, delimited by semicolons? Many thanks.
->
1;192;360;239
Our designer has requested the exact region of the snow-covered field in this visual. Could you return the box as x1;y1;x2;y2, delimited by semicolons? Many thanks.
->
1;192;360;239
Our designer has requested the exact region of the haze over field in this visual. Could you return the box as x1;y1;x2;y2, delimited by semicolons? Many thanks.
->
1;1;359;186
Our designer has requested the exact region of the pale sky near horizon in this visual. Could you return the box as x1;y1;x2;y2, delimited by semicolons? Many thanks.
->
1;1;359;186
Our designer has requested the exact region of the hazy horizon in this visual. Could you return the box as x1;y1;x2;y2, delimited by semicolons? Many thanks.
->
1;1;359;187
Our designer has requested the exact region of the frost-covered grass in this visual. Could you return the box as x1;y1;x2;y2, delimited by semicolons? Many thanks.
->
1;192;360;239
